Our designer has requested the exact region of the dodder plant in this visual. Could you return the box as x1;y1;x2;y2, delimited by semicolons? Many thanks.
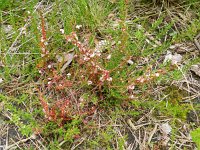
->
37;14;112;126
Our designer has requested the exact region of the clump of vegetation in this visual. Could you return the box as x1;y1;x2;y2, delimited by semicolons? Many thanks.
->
191;128;200;149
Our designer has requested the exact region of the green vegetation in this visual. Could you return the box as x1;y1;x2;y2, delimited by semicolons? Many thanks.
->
191;127;200;149
0;0;200;149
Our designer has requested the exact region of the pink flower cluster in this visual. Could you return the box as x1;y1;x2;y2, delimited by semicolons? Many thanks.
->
127;69;165;99
99;70;112;82
65;32;112;84
65;32;95;62
40;14;49;57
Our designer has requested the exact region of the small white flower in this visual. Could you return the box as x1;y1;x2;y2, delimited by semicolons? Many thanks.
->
39;70;42;74
74;34;78;40
83;56;90;61
60;29;64;34
99;76;104;82
22;30;26;35
44;42;48;46
155;73;160;77
76;25;82;29
67;38;72;42
128;84;135;90
129;95;135;99
67;73;71;77
99;40;107;46
47;65;52;69
136;24;142;30
47;81;51;85
140;78;145;83
137;77;145;83
153;44;157;48
107;77;112;82
41;48;45;52
79;97;84;102
127;59;134;65
90;53;95;58
21;27;26;31
146;74;150;77
146;39;150;44
27;11;31;14
41;38;45;43
96;65;102;70
79;102;83;106
87;80;92;85
106;54;111;60
0;78;3;83
95;51;101;56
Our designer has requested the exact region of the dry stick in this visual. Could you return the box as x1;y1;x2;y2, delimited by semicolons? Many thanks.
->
127;127;141;149
137;108;154;124
29;139;42;150
6;127;9;149
5;135;35;150
179;80;200;88
36;136;47;150
71;138;86;150
127;119;137;130
175;83;197;94
147;123;158;144
182;93;200;101
114;127;126;150
142;130;147;149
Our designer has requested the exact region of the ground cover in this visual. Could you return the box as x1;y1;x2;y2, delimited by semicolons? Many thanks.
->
0;0;200;149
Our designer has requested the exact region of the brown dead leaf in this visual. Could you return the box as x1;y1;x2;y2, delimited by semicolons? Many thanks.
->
56;51;75;73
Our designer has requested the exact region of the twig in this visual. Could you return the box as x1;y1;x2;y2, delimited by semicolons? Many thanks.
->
5;134;36;150
127;119;137;130
148;123;158;144
71;138;85;150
